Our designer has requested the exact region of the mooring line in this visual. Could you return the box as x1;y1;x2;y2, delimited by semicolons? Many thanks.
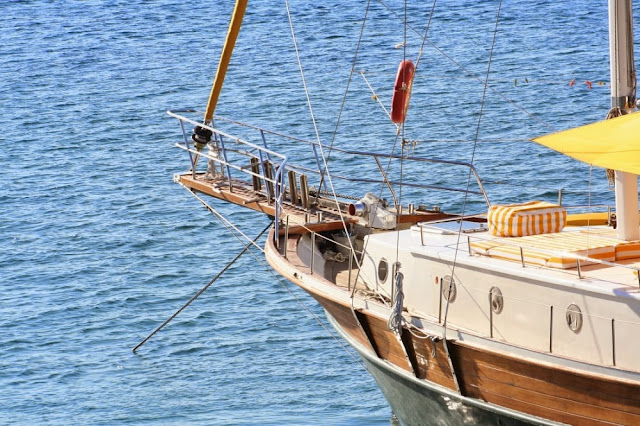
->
132;222;272;353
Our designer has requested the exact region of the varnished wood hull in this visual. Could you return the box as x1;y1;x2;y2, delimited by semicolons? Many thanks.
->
324;312;542;426
265;233;640;425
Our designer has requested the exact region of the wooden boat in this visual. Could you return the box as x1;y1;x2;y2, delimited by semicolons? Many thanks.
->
168;1;640;423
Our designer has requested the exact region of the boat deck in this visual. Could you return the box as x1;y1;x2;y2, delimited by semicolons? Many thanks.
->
177;172;358;234
177;172;456;234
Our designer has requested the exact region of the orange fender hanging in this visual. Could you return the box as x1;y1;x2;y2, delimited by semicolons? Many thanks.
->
390;59;415;124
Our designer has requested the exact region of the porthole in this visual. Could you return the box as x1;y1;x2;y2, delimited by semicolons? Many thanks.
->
378;258;388;283
490;286;503;314
442;275;456;302
566;304;583;333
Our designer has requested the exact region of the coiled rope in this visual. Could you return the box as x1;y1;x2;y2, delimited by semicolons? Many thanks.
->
387;271;405;335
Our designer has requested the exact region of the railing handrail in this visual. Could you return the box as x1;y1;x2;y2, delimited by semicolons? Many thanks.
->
168;110;287;161
168;110;490;206
169;111;288;239
414;222;640;284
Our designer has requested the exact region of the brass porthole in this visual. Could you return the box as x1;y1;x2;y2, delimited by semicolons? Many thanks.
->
378;258;388;283
566;304;583;333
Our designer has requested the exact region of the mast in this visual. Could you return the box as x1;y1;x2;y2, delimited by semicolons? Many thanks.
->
204;0;248;124
609;0;639;240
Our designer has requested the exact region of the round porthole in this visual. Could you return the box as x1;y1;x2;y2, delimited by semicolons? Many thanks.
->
566;304;583;333
490;286;503;314
378;258;388;283
442;275;456;302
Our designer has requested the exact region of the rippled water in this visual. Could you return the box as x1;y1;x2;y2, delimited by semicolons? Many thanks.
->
1;0;628;423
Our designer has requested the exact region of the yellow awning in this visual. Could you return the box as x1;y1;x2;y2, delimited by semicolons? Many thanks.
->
532;111;640;175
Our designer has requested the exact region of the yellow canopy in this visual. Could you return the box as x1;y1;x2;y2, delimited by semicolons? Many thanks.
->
532;111;640;175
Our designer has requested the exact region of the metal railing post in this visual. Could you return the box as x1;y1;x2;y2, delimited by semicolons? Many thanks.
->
348;248;353;292
178;119;197;178
284;215;289;259
217;134;233;191
310;232;315;275
260;129;272;163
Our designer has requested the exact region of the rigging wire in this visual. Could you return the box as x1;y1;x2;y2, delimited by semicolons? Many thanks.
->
413;0;438;72
394;0;409;272
284;0;364;271
443;1;504;332
376;0;555;132
187;188;369;371
318;0;373;192
354;0;438;298
132;222;272;353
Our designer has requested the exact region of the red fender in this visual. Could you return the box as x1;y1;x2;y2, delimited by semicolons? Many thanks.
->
390;59;415;124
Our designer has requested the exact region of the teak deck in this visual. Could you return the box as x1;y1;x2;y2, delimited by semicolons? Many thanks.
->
178;173;453;234
178;173;357;234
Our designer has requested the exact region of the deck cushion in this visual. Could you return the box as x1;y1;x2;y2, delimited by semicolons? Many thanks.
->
471;232;616;269
578;228;640;261
488;201;566;237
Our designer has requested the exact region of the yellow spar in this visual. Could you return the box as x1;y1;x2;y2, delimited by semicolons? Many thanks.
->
204;0;248;123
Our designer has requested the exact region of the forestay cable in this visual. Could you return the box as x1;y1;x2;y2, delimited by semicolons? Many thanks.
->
187;189;369;371
444;0;504;331
132;221;271;353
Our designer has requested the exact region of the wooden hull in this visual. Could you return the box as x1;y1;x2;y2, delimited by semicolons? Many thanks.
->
265;232;640;425
325;312;543;426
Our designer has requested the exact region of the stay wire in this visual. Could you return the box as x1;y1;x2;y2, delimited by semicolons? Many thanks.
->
376;0;554;132
284;0;363;270
443;0;503;332
414;0;438;72
188;190;369;371
318;0;373;192
132;222;272;353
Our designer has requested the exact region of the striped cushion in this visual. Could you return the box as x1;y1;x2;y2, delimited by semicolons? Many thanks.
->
488;201;566;237
471;232;616;269
578;228;640;261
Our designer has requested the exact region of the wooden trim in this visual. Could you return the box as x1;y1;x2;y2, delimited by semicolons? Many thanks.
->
180;174;357;235
449;342;640;424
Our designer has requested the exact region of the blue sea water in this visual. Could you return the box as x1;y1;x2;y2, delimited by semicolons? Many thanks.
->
0;0;629;424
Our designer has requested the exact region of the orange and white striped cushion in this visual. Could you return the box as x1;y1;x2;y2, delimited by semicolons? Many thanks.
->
488;201;566;237
578;228;640;261
470;232;616;269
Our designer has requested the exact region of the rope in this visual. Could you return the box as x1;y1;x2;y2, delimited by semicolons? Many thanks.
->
444;0;503;332
359;70;395;122
188;189;369;371
132;222;271;353
387;272;405;335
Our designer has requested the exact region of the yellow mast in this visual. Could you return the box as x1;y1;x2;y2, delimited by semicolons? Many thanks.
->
204;0;248;124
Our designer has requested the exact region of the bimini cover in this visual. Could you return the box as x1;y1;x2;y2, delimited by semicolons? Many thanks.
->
532;111;640;175
488;201;566;237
